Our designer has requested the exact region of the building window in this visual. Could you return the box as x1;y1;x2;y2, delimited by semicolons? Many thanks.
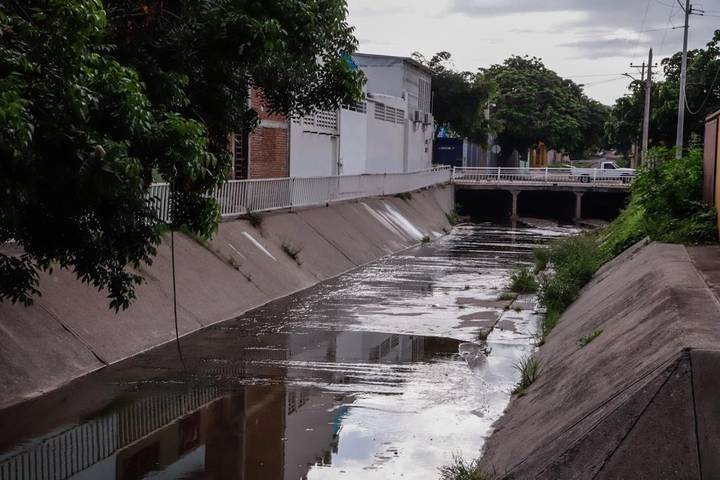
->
344;101;368;113
295;110;339;134
374;103;405;124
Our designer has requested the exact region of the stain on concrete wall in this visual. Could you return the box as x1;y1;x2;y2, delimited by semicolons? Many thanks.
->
0;186;454;409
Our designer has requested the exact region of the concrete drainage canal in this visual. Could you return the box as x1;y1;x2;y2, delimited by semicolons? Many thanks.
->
0;223;576;480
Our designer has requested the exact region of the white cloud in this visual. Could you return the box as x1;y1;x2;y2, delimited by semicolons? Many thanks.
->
348;0;717;104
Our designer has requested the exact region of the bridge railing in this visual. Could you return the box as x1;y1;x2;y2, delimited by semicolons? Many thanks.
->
452;167;634;186
148;166;452;222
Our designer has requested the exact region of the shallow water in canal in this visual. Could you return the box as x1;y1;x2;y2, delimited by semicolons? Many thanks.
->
0;223;575;480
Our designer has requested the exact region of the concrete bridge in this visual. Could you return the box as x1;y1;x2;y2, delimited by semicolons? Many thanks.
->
147;166;630;223
453;167;633;221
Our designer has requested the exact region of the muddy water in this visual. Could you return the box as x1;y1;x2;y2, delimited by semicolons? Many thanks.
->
0;224;574;480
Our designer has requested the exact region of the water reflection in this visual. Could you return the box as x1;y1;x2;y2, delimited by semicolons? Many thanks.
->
0;332;455;480
0;224;571;480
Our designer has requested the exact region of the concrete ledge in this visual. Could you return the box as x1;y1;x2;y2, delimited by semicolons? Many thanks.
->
479;242;720;478
0;186;454;409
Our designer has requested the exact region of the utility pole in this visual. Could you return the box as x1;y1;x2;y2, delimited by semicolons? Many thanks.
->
675;0;704;158
642;49;653;166
629;55;655;168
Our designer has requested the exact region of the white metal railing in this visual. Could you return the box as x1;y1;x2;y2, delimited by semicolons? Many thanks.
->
452;167;634;186
0;388;220;480
148;166;452;222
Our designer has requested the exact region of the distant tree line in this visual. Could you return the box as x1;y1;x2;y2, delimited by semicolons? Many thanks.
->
414;52;609;163
606;30;720;157
420;28;720;164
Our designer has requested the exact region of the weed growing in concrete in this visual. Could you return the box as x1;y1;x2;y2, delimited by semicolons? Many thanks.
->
513;355;542;396
497;292;517;301
578;329;603;347
421;235;431;244
395;191;413;201
246;210;263;228
281;241;302;265
439;455;495;480
537;234;604;339
510;267;538;294
446;205;461;226
542;309;561;339
178;225;209;246
514;306;522;313
228;256;241;269
534;247;550;273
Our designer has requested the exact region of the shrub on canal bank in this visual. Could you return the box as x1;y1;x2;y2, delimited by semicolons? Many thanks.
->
281;241;302;265
533;247;550;273
601;146;716;258
513;354;542;396
246;210;263;229
536;234;604;338
446;203;463;226
510;267;538;294
497;292;518;301
439;456;495;480
535;147;716;340
578;329;603;347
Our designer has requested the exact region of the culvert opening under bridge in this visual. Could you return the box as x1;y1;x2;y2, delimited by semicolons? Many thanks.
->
457;188;630;222
517;191;576;221
456;189;513;221
581;191;630;221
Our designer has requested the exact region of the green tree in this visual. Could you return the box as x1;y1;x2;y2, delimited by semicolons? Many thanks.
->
482;56;609;163
0;0;363;310
413;51;498;145
607;29;720;155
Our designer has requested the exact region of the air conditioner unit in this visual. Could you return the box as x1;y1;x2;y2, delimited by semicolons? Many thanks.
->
423;113;432;125
413;110;422;123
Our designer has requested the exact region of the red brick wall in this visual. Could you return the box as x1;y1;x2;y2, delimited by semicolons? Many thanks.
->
246;88;289;179
249;126;288;179
250;88;286;123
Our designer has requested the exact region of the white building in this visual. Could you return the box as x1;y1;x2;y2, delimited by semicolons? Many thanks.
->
290;54;434;177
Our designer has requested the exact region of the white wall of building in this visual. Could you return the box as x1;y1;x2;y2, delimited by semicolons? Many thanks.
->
405;120;433;171
352;54;433;115
339;106;367;175
352;56;406;99
365;95;406;173
289;55;434;177
289;112;339;177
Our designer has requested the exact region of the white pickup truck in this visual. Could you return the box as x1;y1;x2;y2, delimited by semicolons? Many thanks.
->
571;161;635;183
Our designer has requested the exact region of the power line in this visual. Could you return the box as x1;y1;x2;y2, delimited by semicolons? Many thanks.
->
581;77;629;87
675;0;703;157
566;73;629;78
629;0;654;67
659;0;678;54
684;63;720;115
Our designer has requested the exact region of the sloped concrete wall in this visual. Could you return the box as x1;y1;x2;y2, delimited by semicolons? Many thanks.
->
0;186;454;409
479;242;720;478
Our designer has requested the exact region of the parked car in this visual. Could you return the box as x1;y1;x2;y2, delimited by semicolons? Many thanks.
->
571;161;635;183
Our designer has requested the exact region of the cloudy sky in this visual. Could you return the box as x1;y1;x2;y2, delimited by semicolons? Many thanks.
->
347;0;719;105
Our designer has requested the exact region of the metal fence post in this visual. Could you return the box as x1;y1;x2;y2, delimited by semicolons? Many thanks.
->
290;177;295;211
